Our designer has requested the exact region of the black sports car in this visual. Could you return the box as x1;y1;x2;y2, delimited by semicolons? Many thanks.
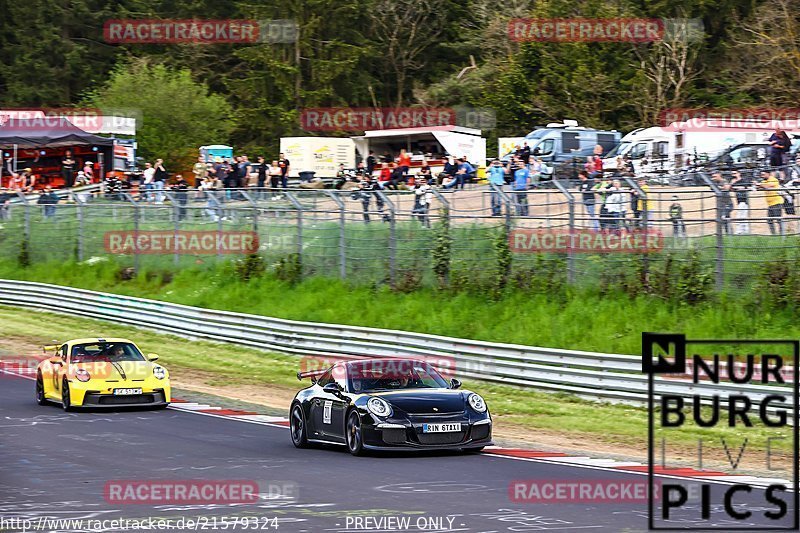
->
290;358;492;455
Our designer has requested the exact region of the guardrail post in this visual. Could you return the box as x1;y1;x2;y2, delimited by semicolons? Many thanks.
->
700;173;724;291
325;191;347;279
284;191;304;270
377;190;396;283
553;180;576;284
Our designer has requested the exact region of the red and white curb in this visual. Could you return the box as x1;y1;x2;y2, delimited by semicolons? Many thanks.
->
1;364;789;489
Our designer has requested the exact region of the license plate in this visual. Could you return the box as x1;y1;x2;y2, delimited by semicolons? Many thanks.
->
113;388;142;395
422;423;461;433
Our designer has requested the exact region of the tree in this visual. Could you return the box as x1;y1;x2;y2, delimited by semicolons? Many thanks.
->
86;59;235;171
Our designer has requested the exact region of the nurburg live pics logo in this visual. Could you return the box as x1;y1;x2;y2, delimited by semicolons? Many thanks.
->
642;332;799;530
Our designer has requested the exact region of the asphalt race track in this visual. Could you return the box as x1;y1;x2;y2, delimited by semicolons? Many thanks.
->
0;373;793;532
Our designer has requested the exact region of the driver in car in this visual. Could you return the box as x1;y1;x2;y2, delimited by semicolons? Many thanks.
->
107;345;126;361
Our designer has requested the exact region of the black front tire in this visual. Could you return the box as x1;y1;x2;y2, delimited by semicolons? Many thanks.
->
346;411;364;456
290;403;309;448
61;379;74;412
35;373;47;405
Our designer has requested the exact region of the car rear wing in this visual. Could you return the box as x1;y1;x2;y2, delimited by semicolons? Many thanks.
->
296;369;325;382
42;344;60;355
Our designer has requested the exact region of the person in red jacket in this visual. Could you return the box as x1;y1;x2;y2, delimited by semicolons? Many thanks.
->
397;148;411;175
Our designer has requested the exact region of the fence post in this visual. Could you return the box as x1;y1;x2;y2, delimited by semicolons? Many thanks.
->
700;173;724;291
121;193;139;273
71;191;85;262
284;191;304;269
325;190;347;279
552;180;576;285
376;190;396;283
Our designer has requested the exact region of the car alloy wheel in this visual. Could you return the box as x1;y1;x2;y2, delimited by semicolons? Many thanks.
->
35;373;47;405
61;379;73;411
290;404;308;448
346;411;364;456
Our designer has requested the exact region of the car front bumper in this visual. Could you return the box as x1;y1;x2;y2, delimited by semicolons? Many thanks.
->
363;417;492;450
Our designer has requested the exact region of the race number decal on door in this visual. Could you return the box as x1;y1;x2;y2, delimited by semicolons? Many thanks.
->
323;400;332;424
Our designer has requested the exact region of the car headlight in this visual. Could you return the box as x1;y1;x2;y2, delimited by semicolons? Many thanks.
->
367;397;392;418
468;393;487;413
153;366;166;380
75;368;91;382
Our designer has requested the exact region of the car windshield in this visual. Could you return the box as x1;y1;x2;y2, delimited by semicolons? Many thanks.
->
348;360;449;393
71;342;145;363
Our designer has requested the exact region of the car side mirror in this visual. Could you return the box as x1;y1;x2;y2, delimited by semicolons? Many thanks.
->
147;353;159;361
49;356;62;365
323;382;342;395
450;378;461;390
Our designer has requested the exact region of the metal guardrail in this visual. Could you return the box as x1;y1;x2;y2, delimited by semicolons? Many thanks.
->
0;279;791;411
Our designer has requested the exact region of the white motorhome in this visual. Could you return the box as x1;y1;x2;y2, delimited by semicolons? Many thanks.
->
603;120;798;175
279;137;356;178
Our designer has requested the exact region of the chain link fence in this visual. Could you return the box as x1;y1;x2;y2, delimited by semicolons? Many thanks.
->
3;171;800;293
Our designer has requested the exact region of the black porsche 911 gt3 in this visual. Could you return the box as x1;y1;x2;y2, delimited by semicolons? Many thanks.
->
290;358;492;455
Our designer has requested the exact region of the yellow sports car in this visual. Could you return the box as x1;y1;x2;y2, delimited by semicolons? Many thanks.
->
35;338;171;410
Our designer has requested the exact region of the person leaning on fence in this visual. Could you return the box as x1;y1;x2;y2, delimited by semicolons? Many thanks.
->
577;170;599;231
486;159;505;217
512;161;530;217
756;170;784;235
37;187;59;219
719;182;735;234
631;177;650;228
668;195;686;238
593;177;612;230
171;175;190;221
604;180;627;232
411;177;433;227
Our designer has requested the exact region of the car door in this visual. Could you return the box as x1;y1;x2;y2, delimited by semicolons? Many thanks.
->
309;366;348;442
49;344;68;397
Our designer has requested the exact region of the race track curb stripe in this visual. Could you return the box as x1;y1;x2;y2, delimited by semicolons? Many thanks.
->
0;364;787;486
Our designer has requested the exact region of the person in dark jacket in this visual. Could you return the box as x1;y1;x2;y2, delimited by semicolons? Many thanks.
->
37;187;59;218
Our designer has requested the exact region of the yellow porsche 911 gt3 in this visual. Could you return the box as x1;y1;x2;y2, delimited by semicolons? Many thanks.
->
35;338;171;410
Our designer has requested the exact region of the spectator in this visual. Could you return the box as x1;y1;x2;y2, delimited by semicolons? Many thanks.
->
37;187;59;218
0;188;11;220
486;159;505;217
366;151;377;176
268;160;282;193
335;164;352;190
768;128;792;171
142;162;155;201
593;176;612;230
103;174;123;201
411;176;433;227
604;179;626;231
193;156;208;188
512;161;530;216
378;163;393;188
444;157;473;190
20;168;36;193
439;156;458;186
577;170;598;231
520;142;531;163
236;155;250;188
756;170;783;235
153;158;168;204
278;153;291;188
397;148;411;175
631;177;651;228
61;150;76;188
83;160;94;182
171;175;189;220
74;170;90;187
668;195;686;238
417;159;432;181
528;156;544;188
729;170;750;206
388;162;407;190
256;156;268;195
